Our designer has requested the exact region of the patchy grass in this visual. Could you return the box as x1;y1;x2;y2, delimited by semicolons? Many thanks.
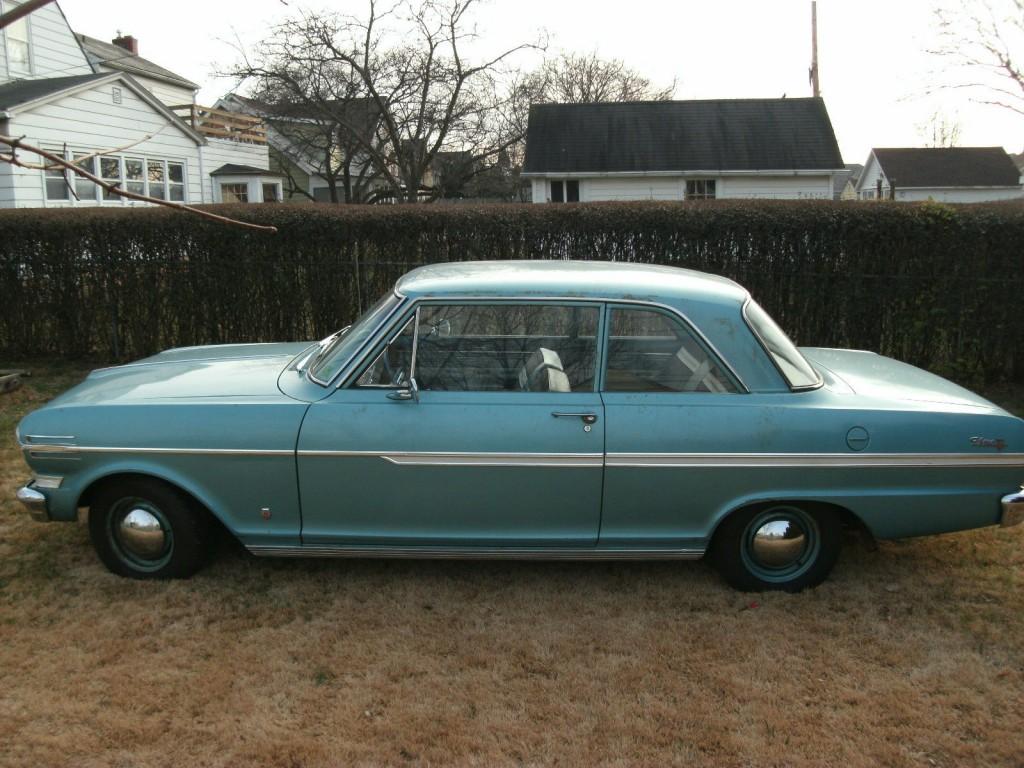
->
1;361;1023;767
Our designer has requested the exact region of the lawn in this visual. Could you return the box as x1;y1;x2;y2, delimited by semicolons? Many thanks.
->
1;361;1023;767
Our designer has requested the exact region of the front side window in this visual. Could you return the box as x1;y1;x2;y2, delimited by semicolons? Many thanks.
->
5;13;31;74
604;307;738;393
685;179;716;200
743;300;820;389
357;303;600;393
310;291;403;384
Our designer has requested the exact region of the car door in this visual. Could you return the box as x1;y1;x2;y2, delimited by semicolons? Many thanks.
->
598;303;747;550
296;301;605;548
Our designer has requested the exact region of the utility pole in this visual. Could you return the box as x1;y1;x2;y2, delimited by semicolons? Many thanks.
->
809;1;820;97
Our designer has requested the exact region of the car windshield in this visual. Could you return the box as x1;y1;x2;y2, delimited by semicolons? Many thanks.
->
743;300;821;389
309;291;403;384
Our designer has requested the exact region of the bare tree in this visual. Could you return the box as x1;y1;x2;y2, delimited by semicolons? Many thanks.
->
228;0;539;203
538;51;676;104
930;0;1024;117
917;109;964;147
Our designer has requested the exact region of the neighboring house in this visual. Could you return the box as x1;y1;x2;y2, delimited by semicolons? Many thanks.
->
218;92;384;203
856;147;1024;202
833;163;863;200
521;98;846;203
0;1;279;208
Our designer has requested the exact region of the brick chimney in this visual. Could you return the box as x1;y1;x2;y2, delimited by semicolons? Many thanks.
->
111;35;138;55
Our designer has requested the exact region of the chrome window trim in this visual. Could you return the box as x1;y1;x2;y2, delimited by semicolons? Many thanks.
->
337;295;748;393
741;297;823;392
307;288;407;387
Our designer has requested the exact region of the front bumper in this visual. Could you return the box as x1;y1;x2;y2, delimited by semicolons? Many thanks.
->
1000;488;1024;528
16;483;49;522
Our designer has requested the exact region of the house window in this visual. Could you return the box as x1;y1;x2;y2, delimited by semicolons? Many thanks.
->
549;179;579;203
147;160;166;200
73;154;97;201
221;183;248;203
100;157;122;201
685;179;716;200
262;183;280;203
44;164;69;201
168;162;185;201
4;12;31;75
125;158;145;196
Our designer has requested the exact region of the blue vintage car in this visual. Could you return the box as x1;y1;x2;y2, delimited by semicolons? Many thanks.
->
15;261;1024;590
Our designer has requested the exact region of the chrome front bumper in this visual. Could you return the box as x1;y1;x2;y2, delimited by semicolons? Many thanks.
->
16;483;50;522
1000;488;1024;528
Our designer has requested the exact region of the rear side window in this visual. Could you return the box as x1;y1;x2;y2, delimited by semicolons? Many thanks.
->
743;300;821;389
604;308;739;393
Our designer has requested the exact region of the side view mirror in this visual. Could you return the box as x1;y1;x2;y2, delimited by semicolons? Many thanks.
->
387;377;419;402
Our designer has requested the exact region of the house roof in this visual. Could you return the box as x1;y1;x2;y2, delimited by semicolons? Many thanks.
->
870;147;1021;188
75;34;198;92
0;73;108;111
210;163;282;177
521;97;844;175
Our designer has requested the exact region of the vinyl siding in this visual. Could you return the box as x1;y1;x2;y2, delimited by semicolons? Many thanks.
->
530;174;836;202
0;0;91;82
893;187;1024;202
4;80;201;207
200;138;270;202
94;68;195;109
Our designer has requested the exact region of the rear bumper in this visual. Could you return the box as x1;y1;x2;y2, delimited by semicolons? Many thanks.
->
1000;488;1024;527
15;483;49;522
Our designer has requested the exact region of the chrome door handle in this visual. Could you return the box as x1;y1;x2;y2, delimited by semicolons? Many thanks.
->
551;412;598;425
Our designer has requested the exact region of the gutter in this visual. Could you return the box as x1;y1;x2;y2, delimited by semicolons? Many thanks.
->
520;168;848;179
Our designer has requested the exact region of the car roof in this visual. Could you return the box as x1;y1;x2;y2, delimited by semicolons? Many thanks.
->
395;260;749;307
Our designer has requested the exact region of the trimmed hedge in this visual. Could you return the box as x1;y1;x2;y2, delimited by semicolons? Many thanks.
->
1;200;1023;385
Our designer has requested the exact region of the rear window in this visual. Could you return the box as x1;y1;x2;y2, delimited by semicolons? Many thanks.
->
743;300;821;390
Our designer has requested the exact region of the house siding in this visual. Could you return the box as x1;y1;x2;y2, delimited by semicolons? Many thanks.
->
5;80;201;206
95;69;194;109
893;187;1024;203
200;138;271;202
0;0;91;82
529;174;836;203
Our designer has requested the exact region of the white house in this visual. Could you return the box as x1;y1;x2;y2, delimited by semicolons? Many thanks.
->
521;98;846;203
0;0;281;207
856;147;1024;202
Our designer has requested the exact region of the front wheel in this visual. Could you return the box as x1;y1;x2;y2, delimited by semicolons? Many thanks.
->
88;477;209;579
711;502;842;592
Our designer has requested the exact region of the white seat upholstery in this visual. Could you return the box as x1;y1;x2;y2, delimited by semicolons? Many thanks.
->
518;348;571;392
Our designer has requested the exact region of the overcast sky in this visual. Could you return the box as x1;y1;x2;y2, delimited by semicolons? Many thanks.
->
59;0;1024;165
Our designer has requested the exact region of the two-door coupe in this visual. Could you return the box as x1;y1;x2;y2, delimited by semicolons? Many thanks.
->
15;261;1024;590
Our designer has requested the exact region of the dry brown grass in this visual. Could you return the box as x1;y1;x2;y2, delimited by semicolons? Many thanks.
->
2;362;1023;768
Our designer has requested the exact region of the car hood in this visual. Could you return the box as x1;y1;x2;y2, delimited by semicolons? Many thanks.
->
801;347;1006;412
47;342;313;405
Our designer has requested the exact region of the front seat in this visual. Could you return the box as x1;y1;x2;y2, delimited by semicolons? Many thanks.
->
517;348;571;392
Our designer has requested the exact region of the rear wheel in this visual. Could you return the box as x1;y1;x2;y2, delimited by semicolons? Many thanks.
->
711;502;841;592
88;477;209;579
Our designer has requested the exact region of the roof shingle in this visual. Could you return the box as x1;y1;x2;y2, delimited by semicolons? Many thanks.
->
871;147;1021;188
522;97;844;174
0;73;109;111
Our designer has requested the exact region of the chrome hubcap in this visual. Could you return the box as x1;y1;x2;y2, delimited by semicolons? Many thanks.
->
108;498;173;570
118;508;167;559
749;518;808;569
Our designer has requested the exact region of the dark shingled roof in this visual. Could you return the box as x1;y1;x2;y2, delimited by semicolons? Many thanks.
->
0;73;109;111
522;98;844;174
210;164;282;176
76;34;198;91
872;147;1022;187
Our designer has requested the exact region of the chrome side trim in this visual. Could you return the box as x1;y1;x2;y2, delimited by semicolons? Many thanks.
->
606;452;1024;468
247;545;705;560
32;474;63;489
298;450;604;467
20;444;293;457
22;434;76;443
